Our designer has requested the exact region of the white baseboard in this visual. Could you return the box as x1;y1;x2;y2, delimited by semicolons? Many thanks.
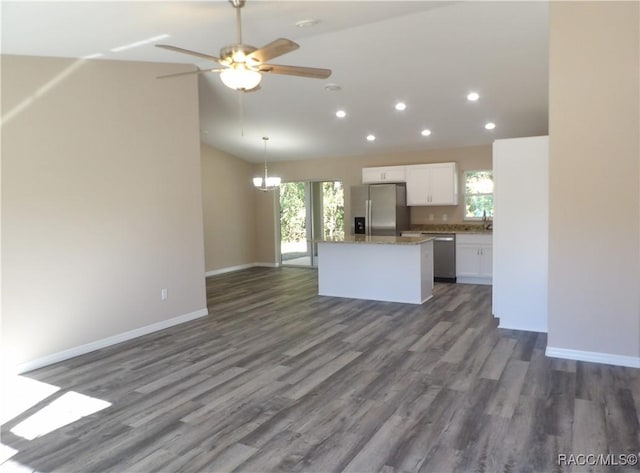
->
545;346;640;368
205;262;280;277
456;277;492;285
255;262;280;268
498;321;547;333
15;308;209;375
205;263;255;277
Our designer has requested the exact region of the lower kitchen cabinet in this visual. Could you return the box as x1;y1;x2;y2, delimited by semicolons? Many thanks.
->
456;233;492;284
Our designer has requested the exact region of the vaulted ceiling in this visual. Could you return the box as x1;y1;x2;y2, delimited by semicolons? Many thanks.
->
2;1;548;162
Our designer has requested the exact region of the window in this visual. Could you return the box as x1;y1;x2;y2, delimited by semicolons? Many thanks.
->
464;170;494;219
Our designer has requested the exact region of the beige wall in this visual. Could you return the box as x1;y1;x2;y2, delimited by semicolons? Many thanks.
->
253;144;491;263
1;55;207;370
201;144;257;272
548;2;639;359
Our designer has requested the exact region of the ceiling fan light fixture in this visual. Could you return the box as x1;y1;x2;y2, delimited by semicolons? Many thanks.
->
232;50;247;63
220;66;262;91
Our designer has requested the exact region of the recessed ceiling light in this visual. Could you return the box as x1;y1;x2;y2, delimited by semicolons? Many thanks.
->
421;129;432;137
295;19;320;28
484;122;496;130
395;102;407;111
467;92;480;101
336;110;346;118
324;83;342;92
366;134;376;142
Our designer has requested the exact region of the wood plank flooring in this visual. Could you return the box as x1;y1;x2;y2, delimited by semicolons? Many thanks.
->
2;267;639;472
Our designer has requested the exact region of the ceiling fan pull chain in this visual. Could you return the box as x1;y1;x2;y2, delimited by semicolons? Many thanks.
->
238;90;245;137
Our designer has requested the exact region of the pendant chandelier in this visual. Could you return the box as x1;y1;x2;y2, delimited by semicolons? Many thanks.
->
253;136;281;191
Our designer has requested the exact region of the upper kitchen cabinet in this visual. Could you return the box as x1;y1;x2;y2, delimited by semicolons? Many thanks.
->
362;166;406;184
405;163;458;206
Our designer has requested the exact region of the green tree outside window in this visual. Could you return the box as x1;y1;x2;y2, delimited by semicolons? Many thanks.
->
465;171;494;219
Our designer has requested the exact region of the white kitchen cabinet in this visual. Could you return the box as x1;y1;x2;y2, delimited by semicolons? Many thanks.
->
405;163;458;206
456;233;492;285
362;166;406;184
317;238;434;304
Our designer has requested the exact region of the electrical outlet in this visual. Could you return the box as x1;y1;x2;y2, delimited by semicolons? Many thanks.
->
442;214;448;221
161;288;168;301
429;214;434;221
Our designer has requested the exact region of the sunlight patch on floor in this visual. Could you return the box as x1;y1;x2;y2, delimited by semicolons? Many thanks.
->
10;391;111;441
1;375;60;425
0;458;42;473
0;443;18;463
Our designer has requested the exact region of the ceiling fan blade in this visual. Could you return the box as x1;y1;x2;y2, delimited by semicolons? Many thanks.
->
248;38;299;64
157;68;223;79
259;64;332;79
156;44;220;63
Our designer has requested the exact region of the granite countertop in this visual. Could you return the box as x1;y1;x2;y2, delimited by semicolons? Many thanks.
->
410;224;493;234
317;235;434;245
420;230;493;235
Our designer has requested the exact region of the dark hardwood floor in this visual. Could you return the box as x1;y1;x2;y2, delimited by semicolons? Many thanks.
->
2;267;639;472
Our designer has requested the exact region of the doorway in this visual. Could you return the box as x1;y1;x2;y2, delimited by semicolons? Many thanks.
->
279;180;344;267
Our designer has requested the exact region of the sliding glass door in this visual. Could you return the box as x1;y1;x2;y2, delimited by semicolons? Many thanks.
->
279;181;311;266
279;180;344;267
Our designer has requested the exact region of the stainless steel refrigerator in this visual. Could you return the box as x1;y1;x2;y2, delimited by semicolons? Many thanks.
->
351;184;410;236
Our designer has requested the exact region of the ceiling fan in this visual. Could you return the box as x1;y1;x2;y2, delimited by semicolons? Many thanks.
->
155;0;332;91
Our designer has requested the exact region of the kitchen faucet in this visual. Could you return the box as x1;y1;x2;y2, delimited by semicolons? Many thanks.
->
482;210;491;230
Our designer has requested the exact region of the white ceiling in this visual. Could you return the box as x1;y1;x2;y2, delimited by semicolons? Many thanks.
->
2;1;549;163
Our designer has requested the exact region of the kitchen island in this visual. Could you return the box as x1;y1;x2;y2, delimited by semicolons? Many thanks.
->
316;235;434;304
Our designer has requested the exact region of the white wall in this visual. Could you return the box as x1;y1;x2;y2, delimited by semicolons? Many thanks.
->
547;2;640;367
492;136;548;333
2;55;208;372
201;144;257;273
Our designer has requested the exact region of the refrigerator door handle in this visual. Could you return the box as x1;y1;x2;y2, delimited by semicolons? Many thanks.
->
366;199;372;236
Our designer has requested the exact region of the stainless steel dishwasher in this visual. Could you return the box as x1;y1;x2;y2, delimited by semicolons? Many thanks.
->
430;233;456;282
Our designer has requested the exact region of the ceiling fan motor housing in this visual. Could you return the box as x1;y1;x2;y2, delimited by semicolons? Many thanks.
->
220;44;258;67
